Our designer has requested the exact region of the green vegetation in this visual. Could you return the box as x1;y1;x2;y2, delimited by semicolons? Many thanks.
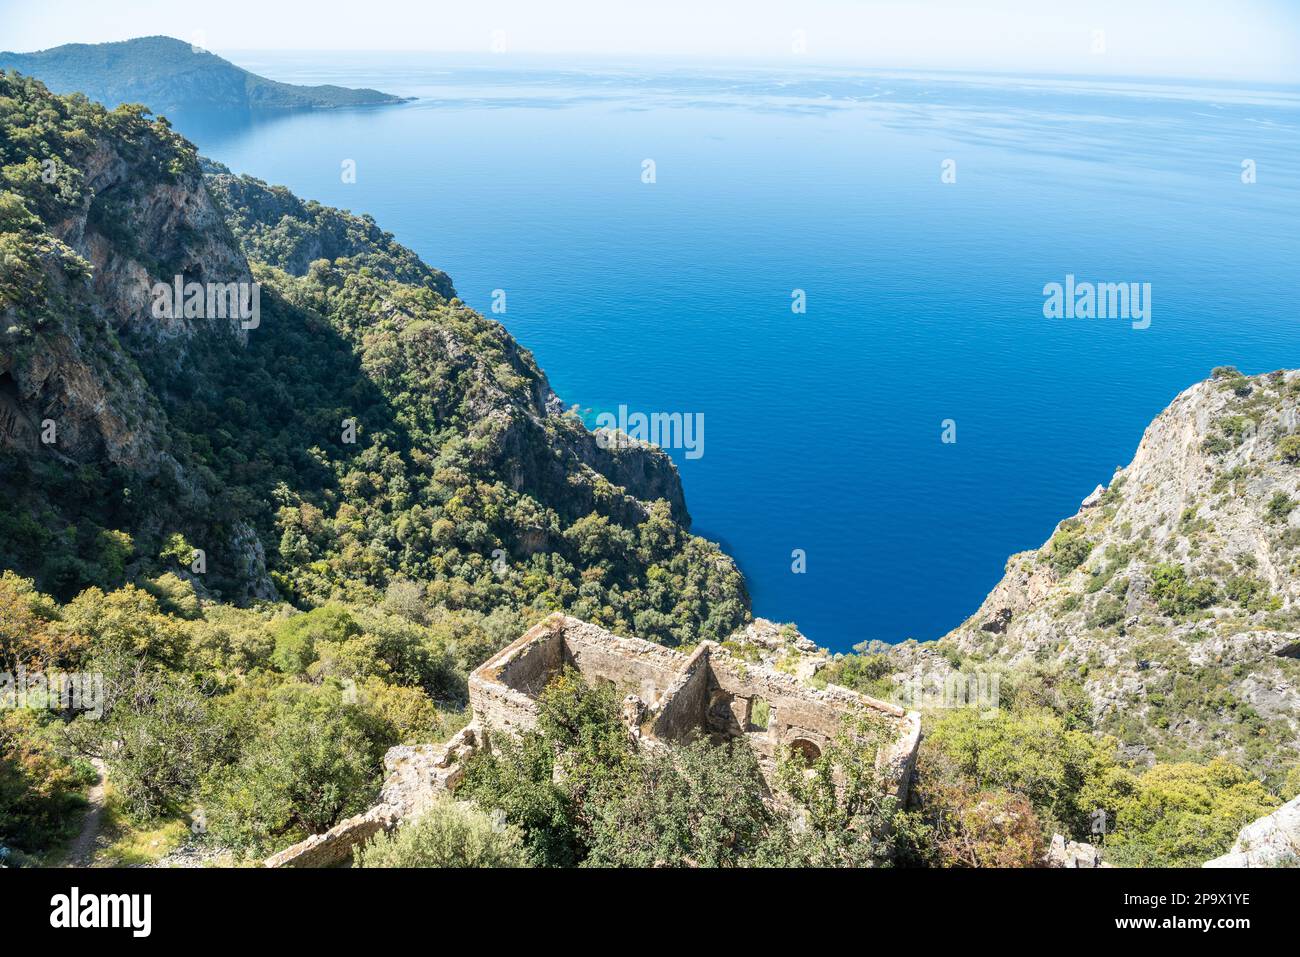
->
1047;520;1094;575
457;669;901;867
901;672;1281;868
2;72;1293;871
0;73;750;862
357;799;528;868
1265;492;1296;524
1104;759;1278;867
1148;563;1217;617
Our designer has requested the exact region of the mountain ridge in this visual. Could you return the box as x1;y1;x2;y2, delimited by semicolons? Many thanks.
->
0;36;411;116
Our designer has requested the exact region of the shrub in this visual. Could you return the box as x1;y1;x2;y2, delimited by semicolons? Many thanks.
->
200;684;385;853
1087;595;1126;629
584;738;789;867
1106;759;1278;867
458;730;580;868
0;710;94;852
1148;563;1217;617
270;605;359;674
357;799;527;868
1279;435;1300;465
923;706;1120;839
78;671;223;821
1048;524;1094;575
774;712;901;867
1265;492;1296;525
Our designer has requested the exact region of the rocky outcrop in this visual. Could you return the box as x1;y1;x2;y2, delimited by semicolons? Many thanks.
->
1203;795;1300;867
2;89;251;474
1044;834;1110;868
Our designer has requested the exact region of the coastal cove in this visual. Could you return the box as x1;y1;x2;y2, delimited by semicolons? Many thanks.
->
186;54;1300;651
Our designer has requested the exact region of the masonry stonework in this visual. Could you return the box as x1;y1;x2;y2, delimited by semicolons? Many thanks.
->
266;614;922;866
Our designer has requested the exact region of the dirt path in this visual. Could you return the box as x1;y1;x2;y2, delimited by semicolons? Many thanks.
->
65;758;107;867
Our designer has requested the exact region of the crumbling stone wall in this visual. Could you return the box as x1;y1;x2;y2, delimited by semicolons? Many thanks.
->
649;644;712;741
470;615;920;799
266;613;921;866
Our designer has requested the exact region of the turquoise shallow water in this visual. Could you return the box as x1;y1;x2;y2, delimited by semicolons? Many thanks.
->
180;54;1300;651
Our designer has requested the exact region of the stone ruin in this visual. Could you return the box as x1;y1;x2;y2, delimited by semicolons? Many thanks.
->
265;614;922;867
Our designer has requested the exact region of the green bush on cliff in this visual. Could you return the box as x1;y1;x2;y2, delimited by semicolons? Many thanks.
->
922;706;1120;839
1104;759;1278;867
1148;563;1217;617
1048;521;1094;575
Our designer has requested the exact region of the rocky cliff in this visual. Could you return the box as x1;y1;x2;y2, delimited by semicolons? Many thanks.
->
921;367;1300;776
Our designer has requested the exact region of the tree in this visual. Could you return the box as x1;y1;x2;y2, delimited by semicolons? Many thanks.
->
583;738;789;867
458;730;579;868
0;572;79;672
0;710;94;852
1105;758;1278;867
75;670;223;820
922;706;1120;839
270;605;359;674
200;684;384;854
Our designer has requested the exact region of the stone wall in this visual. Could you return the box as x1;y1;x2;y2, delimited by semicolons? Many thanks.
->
564;619;690;698
262;805;398;869
649;644;712;742
265;613;922;865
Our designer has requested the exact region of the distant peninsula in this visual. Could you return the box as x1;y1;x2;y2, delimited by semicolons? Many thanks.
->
0;36;410;115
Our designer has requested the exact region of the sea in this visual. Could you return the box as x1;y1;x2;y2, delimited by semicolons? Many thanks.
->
175;53;1300;651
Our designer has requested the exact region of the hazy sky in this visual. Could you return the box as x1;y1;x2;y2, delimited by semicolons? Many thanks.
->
3;0;1299;82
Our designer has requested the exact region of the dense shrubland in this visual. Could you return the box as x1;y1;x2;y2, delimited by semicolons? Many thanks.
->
822;652;1290;868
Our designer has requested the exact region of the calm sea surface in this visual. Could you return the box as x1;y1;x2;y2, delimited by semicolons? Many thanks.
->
181;54;1300;651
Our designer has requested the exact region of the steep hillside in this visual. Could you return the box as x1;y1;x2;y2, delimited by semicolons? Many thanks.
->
0;71;747;642
204;166;455;299
0;37;408;115
933;367;1300;776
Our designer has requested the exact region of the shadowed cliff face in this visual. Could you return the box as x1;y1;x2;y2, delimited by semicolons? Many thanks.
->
0;73;746;641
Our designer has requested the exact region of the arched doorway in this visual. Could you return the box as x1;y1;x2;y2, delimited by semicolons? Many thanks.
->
789;737;822;763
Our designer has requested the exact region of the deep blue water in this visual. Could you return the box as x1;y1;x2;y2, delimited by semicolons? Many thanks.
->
183;54;1300;651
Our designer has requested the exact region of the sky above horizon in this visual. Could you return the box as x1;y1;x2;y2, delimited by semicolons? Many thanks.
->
2;0;1299;83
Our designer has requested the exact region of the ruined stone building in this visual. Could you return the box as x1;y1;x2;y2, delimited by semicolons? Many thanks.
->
266;614;922;867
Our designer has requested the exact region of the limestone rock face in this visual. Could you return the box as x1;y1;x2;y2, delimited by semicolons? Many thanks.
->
1203;795;1300;867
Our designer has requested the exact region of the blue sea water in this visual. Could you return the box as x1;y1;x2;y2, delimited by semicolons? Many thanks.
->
182;54;1300;652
